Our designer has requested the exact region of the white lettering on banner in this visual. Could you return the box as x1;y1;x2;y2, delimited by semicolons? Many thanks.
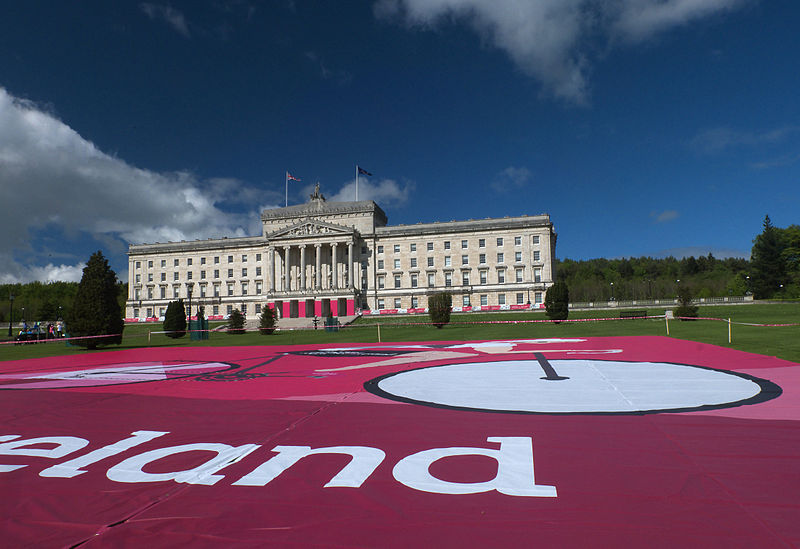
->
106;442;261;485
0;431;556;497
393;437;557;497
0;435;89;473
40;430;169;478
233;445;386;488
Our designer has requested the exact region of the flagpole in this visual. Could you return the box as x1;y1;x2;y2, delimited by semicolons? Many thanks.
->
355;164;359;202
285;171;288;207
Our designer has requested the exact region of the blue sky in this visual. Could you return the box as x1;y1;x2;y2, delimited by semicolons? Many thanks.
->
1;0;798;283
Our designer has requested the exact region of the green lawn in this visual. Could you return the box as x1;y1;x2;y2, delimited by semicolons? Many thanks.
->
1;303;798;363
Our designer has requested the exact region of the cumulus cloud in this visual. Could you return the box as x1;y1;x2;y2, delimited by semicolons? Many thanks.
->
140;3;191;37
491;166;532;193
328;177;415;205
0;87;275;283
375;0;747;103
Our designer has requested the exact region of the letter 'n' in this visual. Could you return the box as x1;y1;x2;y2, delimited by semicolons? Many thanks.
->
392;437;556;497
233;445;385;488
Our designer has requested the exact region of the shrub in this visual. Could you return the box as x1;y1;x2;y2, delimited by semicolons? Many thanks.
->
259;305;278;334
228;309;246;334
674;285;699;320
545;281;569;321
162;299;187;338
428;292;452;329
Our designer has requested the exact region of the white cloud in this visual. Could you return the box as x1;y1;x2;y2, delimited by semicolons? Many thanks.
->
375;0;747;103
328;178;414;205
650;209;679;223
0;87;274;282
0;263;87;285
491;166;532;192
140;3;191;37
691;126;798;154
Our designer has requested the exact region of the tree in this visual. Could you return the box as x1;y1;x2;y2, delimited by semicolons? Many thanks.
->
751;215;787;299
228;309;245;334
162;299;187;339
544;281;569;321
428;292;452;329
259;305;278;334
673;285;699;319
68;251;124;349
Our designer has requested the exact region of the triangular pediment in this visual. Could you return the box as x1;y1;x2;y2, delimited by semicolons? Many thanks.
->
267;218;356;240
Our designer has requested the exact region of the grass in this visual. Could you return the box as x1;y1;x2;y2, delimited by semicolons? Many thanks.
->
1;303;798;363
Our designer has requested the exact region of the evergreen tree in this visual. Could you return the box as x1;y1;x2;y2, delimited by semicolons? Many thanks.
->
259;305;278;334
162;299;187;339
751;215;787;299
673;285;699;319
545;281;569;321
68;251;124;349
228;309;245;334
428;292;452;329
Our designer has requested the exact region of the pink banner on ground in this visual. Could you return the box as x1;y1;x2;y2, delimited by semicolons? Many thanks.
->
1;337;798;547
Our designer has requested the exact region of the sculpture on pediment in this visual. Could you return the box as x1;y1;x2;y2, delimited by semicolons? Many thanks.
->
309;182;326;202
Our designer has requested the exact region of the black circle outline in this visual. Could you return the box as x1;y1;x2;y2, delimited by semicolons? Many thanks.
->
0;361;241;390
363;358;783;415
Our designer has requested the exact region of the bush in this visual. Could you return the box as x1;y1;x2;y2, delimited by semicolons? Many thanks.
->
674;285;699;320
428;292;452;329
545;281;569;321
68;251;124;349
259;305;278;334
228;309;246;334
162;299;187;338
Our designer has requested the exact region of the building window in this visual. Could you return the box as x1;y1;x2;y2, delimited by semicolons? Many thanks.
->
378;276;385;289
213;284;220;297
462;272;470;285
161;260;166;267
517;293;524;304
242;268;247;277
160;287;166;299
535;292;543;304
377;299;385;309
444;241;451;250
497;237;504;247
174;259;179;267
394;275;401;288
533;236;540;245
533;250;540;262
227;305;233;315
375;259;383;270
161;273;166;282
427;242;433;251
227;283;234;296
242;255;247;262
427;257;434;267
394;298;402;309
534;268;542;283
242;283;248;295
255;304;262;314
499;294;506;305
256;282;262;294
461;255;468;265
228;269;234;278
214;256;220;264
200;271;206;280
498;270;505;284
201;257;206;265
135;274;141;283
462;240;468;249
497;253;504;263
394;259;401;270
228;255;233;263
410;258;417;268
187;272;193;280
213;305;219;315
378;245;384;254
480;294;488;306
411;296;418;308
148;260;153;268
410;243;416;252
200;285;206;297
445;272;452;287
159;308;165;317
427;273;435;287
463;295;470;307
411;274;418;288
480;270;487;284
186;258;192;266
394;244;400;253
146;307;153;318
214;269;219;278
174;272;179;281
173;287;180;298
148;273;153;282
515;236;521;246
256;253;261;261
444;256;451;267
479;253;486;264
479;239;485;248
256;267;262;276
516;268;523;283
515;251;522;262
135;261;141;269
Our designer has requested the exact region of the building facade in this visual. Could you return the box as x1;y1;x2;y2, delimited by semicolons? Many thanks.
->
126;189;556;320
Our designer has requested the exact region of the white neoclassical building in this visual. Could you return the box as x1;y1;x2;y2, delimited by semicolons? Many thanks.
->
126;187;556;320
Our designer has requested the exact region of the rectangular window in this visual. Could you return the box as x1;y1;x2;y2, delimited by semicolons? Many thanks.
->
394;298;402;309
411;274;418;288
378;260;384;270
462;240;468;249
461;255;468;265
378;275;385;289
534;268;542;283
480;270;487;284
135;261;141;269
479;239;485;248
161;260;166;267
394;259;401;270
444;256;451;267
228;269;234;278
462;272;470;285
148;273;153;282
378;245;384;254
533;250;540;262
161;273;166;281
445;272;452;287
148;260;153;268
410;258;417;268
256;267;262;276
533;236;540;245
214;256;220;264
515;236;521;246
200;271;206;279
187;258;192;266
516;268;523;283
213;305;219;315
242;255;247;262
499;294;506;305
515;251;522;262
241;283;248;296
444;241;451;250
227;283;234;296
213;284;220;297
201;257;206;265
394;244;400;253
159;308;165;317
377;299;385;310
174;272;179;281
517;293;524;305
427;242;433;251
255;304;262;314
187;272;193;280
200;285;206;297
497;237;504;247
497;253;504;263
427;257;434;267
214;269;219;279
228;255;233;263
256;282;262;295
410;243;416;252
174;259;179;267
463;295;470;307
394;275;401;288
498;270;506;284
173;287;180;298
160;287;166;299
428;273;435;287
411;296;418;308
135;274;141;283
227;305;233;315
479;253;486;264
480;294;488;306
146;307;153;317
242;268;247;277
535;291;543;304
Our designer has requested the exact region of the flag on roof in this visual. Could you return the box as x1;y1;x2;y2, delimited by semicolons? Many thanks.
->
357;167;372;176
287;172;301;181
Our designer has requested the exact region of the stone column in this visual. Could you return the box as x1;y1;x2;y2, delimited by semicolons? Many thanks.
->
315;243;322;290
283;245;291;292
348;241;355;289
268;246;275;293
331;243;338;290
300;245;307;291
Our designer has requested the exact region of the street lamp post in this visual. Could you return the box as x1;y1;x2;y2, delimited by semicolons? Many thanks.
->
610;282;615;301
187;284;194;323
7;294;14;337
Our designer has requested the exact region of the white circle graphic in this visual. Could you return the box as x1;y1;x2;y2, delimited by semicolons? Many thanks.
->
370;359;778;414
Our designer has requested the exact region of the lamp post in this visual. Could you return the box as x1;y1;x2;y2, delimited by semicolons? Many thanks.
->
7;294;13;337
610;282;614;301
187;283;194;323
